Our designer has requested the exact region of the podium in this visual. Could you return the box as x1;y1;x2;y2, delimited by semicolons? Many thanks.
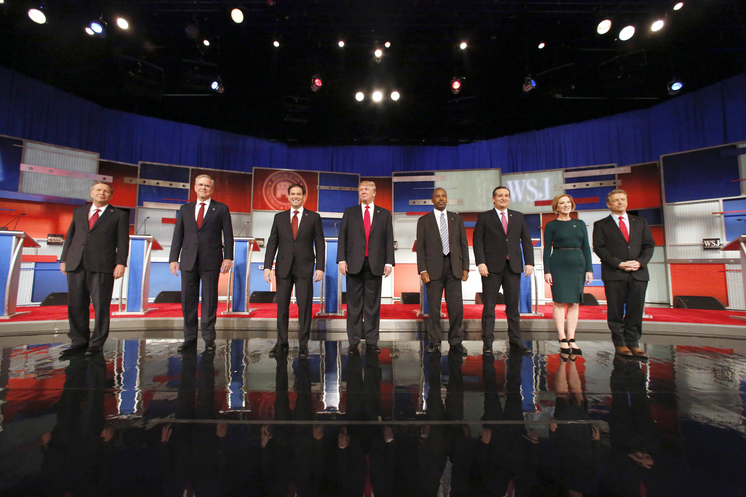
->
0;231;39;319
223;237;260;314
722;235;746;309
115;235;162;315
317;238;345;316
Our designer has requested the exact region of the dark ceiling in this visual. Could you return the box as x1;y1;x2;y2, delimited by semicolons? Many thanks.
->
1;0;745;146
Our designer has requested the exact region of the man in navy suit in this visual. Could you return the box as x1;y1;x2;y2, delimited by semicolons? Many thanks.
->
593;189;655;359
263;183;325;359
60;181;129;358
170;174;234;353
473;186;535;356
416;188;469;355
337;181;395;355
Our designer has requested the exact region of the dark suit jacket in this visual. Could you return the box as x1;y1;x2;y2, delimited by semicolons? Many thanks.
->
593;214;655;281
169;200;234;271
416;210;469;279
473;208;534;273
61;204;129;273
337;204;395;275
263;209;325;278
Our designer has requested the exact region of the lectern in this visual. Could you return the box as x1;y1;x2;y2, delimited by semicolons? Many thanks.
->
115;235;162;315
0;231;39;319
223;237;260;314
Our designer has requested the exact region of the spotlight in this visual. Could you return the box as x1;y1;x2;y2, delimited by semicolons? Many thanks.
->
673;2;683;11
338;40;345;48
390;91;400;101
273;40;280;48
230;8;244;23
372;91;383;102
355;92;365;102
28;8;46;24
374;48;383;58
116;17;129;30
459;41;467;50
211;78;224;93
538;42;546;49
384;41;391;48
203;39;210;47
597;19;612;35
311;75;323;92
522;76;536;93
651;19;664;32
86;18;107;37
450;77;463;95
619;25;635;41
667;78;684;95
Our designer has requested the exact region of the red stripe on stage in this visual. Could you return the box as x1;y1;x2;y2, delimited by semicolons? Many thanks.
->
22;255;58;263
534;196;598;207
406;212;429;216
161;218;177;224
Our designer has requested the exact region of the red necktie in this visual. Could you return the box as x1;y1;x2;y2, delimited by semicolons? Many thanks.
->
619;216;629;242
501;212;509;259
364;205;371;257
197;202;205;229
88;209;99;230
292;210;299;239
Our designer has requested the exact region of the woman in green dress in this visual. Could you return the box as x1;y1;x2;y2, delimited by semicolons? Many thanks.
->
543;194;593;356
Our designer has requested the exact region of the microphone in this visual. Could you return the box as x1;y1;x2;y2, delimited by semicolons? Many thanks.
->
0;213;26;231
236;221;250;237
136;216;150;234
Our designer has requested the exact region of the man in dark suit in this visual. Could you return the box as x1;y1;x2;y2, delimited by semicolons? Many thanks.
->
593;189;655;359
416;188;469;355
263;183;325;359
337;180;395;355
59;181;129;358
473;186;535;356
170;174;234;353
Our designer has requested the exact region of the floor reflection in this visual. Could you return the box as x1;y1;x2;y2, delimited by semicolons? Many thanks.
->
1;338;745;495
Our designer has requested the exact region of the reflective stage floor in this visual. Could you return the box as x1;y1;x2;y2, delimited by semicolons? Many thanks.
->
1;332;745;496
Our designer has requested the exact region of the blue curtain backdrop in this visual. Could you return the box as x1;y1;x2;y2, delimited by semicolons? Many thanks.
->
1;66;745;176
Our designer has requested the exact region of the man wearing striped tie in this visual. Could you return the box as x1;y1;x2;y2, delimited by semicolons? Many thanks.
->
416;188;470;355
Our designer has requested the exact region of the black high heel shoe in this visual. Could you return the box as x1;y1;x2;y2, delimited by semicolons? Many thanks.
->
559;338;571;354
568;338;582;356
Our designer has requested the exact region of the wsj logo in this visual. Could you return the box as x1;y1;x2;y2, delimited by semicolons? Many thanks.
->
505;178;551;202
702;238;721;249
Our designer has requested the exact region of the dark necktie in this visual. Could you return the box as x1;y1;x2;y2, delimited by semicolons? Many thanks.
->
197;202;205;229
292;210;299;239
619;216;629;242
364;205;371;257
89;208;99;230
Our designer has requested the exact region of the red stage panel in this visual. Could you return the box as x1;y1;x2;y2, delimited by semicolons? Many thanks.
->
619;162;661;210
361;176;392;212
393;263;421;297
252;168;318;211
0;199;74;239
98;161;138;208
190;168;252;213
650;225;665;246
670;263;728;307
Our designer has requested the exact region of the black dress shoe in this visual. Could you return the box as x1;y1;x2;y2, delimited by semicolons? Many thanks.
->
482;344;493;356
511;343;532;357
60;344;88;360
366;344;381;355
426;343;440;354
298;346;309;359
450;343;468;357
269;343;289;358
84;346;102;356
348;344;360;355
177;340;197;354
204;340;216;352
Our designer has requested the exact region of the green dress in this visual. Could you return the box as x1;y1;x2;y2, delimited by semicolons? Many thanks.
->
543;219;593;303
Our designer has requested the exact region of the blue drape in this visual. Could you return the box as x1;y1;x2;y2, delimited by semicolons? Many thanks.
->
2;66;745;176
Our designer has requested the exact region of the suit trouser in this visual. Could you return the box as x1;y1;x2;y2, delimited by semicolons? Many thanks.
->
603;277;648;348
425;254;464;345
480;263;522;346
346;258;382;346
67;267;114;348
180;262;220;341
275;263;314;347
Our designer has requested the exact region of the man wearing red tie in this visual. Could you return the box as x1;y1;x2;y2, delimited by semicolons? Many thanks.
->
337;181;395;355
263;183;325;359
59;181;129;358
593;189;655;359
170;175;234;353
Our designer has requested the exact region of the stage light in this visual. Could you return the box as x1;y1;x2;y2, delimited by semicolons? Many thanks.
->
597;19;612;35
667;78;684;95
538;42;546;49
338;40;345;48
372;91;383;102
374;48;383;58
116;17;129;30
522;76;536;93
673;2;683;11
384;41;391;48
619;25;635;41
311;75;323;92
651;19;664;32
231;8;244;23
273;40;280;48
28;8;46;24
211;78;224;93
390;91;400;101
450;77;463;95
203;39;210;47
459;41;468;50
355;92;365;102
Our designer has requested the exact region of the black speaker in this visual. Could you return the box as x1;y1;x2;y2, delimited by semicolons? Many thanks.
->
249;291;277;303
154;291;181;303
475;292;505;305
580;293;600;306
400;292;420;304
673;295;726;310
40;292;68;306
